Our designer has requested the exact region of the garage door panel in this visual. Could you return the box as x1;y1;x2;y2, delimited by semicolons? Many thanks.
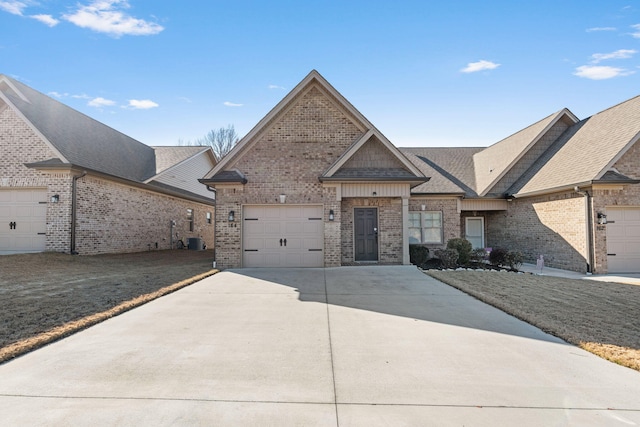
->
607;207;640;273
242;205;324;267
0;189;47;254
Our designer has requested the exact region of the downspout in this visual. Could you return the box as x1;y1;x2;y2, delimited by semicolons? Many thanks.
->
206;185;217;268
574;186;594;274
70;171;87;255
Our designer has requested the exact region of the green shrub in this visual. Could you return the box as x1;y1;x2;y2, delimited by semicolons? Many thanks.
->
489;247;508;267
506;251;524;270
434;248;459;269
446;238;473;266
470;248;488;264
409;245;430;267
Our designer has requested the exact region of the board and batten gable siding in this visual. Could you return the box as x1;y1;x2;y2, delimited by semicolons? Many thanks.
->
153;153;216;199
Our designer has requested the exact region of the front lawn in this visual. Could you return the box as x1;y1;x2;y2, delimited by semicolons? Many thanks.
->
426;270;640;371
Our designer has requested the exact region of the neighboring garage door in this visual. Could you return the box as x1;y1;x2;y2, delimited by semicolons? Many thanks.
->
0;189;47;255
606;207;640;273
243;205;324;267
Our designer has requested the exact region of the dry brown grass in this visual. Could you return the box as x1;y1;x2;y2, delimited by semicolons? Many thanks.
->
0;250;218;364
426;270;640;371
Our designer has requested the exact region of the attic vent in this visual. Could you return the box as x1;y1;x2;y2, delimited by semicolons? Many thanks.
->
489;168;494;173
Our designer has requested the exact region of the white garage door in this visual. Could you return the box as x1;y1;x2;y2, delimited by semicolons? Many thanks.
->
0;189;47;254
243;205;324;267
606;207;640;273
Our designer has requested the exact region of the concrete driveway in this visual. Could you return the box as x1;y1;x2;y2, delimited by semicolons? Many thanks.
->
1;266;639;426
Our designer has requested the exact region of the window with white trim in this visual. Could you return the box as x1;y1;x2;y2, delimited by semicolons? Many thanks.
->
409;211;443;244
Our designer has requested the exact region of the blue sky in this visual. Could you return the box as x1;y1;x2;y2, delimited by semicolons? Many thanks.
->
3;1;640;147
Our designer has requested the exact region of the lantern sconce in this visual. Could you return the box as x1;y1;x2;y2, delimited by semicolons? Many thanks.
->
228;210;235;222
329;209;335;221
279;194;286;204
50;194;60;203
597;212;607;225
421;204;426;211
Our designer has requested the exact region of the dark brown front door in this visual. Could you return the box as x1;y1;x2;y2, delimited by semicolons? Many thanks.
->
354;208;378;261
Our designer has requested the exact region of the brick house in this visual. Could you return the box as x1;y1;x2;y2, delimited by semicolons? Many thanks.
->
0;74;216;255
202;70;640;273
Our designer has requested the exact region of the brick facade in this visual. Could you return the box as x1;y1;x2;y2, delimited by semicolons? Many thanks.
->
1;101;215;255
486;192;589;272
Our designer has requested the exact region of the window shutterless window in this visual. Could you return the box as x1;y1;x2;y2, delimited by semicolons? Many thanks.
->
187;209;194;231
409;211;443;244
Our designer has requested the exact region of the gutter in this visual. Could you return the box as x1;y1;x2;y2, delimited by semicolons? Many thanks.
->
70;170;87;255
205;185;217;268
574;186;594;274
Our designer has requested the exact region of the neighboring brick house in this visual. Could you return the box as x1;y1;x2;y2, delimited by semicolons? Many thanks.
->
0;74;216;255
403;98;640;274
202;70;640;273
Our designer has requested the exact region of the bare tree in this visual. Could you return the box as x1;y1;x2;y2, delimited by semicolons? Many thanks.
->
180;125;240;161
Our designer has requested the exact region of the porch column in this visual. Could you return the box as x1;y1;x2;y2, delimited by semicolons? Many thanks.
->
402;196;409;265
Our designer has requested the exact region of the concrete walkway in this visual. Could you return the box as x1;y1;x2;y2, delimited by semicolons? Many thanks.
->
0;266;639;426
520;263;640;285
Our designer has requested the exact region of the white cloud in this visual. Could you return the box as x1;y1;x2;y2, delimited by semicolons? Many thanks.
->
63;0;164;37
586;27;616;32
574;65;635;80
224;101;243;107
48;91;66;98
125;99;158;109
30;14;59;26
591;49;637;63
268;84;286;90
0;1;27;15
88;96;116;107
461;60;500;73
630;23;640;38
72;93;91;99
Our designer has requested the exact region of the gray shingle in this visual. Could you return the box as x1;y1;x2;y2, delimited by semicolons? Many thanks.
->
2;75;156;182
513;95;640;196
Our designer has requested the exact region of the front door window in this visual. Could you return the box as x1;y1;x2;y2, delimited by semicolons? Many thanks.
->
465;217;484;249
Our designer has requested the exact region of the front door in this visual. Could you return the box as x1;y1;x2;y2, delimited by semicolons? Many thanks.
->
354;208;378;261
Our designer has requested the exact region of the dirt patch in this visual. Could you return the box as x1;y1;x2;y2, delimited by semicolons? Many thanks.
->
426;270;640;371
0;250;216;363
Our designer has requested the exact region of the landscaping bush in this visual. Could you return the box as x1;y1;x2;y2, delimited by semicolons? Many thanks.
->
409;245;430;267
489;247;508;267
434;248;459;269
506;250;524;270
446;238;473;266
470;248;488;264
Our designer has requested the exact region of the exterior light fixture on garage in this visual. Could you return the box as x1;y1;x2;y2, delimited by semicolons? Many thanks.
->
597;213;607;225
50;194;59;203
279;194;286;203
228;210;235;222
329;209;335;221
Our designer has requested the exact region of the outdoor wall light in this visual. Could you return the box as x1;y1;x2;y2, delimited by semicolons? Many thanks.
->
597;212;607;225
279;194;286;204
421;204;426;211
50;194;59;203
228;210;235;222
329;209;335;221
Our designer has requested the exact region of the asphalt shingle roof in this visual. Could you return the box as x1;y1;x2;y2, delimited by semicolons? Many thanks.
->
511;95;640;196
1;74;156;182
153;146;209;174
402;147;482;195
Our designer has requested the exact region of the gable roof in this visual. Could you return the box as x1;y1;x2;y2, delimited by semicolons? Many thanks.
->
320;129;426;184
203;70;427;185
151;146;211;174
472;109;578;197
510;94;640;197
0;74;157;182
